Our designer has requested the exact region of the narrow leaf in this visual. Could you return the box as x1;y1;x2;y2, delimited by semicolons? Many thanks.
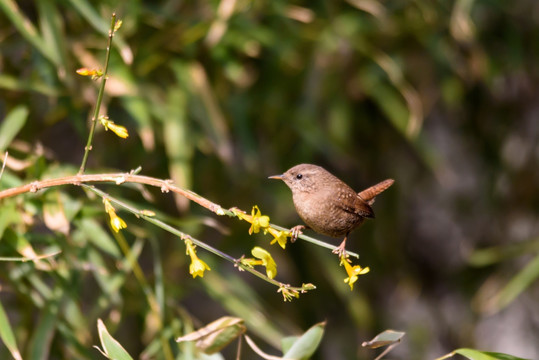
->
0;105;28;152
0;0;58;64
282;322;325;360
96;319;134;360
488;254;539;312
28;301;58;360
0;301;22;360
361;329;405;349
436;348;531;360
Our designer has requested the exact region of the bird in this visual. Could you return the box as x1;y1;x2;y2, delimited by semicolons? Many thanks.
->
269;164;394;256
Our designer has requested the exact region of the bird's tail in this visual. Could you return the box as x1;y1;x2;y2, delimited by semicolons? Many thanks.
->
358;179;394;205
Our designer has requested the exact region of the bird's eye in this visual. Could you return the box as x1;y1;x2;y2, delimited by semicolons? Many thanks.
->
296;174;303;180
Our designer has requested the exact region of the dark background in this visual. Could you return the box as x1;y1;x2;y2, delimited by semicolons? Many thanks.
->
0;1;538;359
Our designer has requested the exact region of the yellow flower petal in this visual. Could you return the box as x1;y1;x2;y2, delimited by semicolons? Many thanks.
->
103;198;127;232
189;258;211;278
340;257;369;291
76;68;103;80
248;206;270;234
185;239;211;278
268;227;288;249
251;246;277;279
110;214;127;232
114;20;123;32
234;209;251;222
106;122;129;139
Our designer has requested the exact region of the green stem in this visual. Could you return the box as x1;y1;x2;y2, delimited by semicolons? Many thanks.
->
270;224;360;259
78;13;117;175
82;184;311;292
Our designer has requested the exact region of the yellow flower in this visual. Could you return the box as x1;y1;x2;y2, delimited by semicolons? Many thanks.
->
251;247;277;279
189;258;211;278
76;68;103;80
267;227;289;249
185;239;211;278
248;206;269;234
233;206;270;235
240;247;278;279
100;116;129;139
114;20;123;32
103;198;127;232
340;256;370;291
107;122;129;138
110;214;127;232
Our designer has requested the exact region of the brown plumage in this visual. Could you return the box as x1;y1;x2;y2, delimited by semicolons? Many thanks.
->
269;164;394;255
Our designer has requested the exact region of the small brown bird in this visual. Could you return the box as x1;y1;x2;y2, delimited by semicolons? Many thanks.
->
269;164;394;256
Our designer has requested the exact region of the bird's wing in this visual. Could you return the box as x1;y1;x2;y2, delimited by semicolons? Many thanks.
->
337;194;375;218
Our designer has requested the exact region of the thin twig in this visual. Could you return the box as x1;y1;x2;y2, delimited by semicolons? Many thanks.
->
78;13;117;175
0;151;7;180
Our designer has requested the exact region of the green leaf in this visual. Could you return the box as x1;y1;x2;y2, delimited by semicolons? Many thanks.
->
0;201;20;240
468;240;539;267
36;0;68;75
437;348;531;360
176;316;245;354
163;87;192;211
361;329;405;349
477;254;539;314
28;300;59;360
282;321;325;360
0;105;28;152
77;218;121;258
66;0;133;63
0;301;22;360
0;0;59;65
95;319;134;360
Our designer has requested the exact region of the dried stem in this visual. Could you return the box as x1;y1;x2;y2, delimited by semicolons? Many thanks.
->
0;172;229;215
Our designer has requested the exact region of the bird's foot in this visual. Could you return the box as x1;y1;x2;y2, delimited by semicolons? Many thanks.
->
289;225;305;243
332;238;348;258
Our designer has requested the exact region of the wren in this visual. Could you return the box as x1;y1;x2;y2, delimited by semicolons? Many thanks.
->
269;164;394;256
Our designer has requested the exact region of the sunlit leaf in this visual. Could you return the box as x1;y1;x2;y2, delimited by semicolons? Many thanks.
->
28;301;59;360
95;319;134;360
0;105;28;152
436;348;531;360
0;301;22;360
282;321;325;359
475;254;539;314
176;316;245;354
361;329;405;349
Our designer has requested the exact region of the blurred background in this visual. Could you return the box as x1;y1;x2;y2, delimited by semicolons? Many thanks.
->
0;0;538;359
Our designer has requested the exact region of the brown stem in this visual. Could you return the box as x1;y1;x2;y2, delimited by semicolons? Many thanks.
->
0;172;230;215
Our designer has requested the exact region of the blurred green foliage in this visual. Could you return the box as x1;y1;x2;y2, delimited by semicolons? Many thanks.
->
0;0;538;359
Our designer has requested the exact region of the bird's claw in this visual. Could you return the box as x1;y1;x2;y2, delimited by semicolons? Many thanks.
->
332;238;348;258
332;246;347;258
289;225;305;243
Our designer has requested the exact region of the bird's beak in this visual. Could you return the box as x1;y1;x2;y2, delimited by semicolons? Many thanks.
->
268;174;283;180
